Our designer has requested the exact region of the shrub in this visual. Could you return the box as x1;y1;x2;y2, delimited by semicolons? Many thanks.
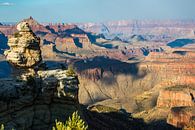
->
0;124;4;130
53;111;88;130
66;66;76;77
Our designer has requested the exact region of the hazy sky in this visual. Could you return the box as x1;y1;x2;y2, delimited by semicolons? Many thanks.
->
0;0;195;23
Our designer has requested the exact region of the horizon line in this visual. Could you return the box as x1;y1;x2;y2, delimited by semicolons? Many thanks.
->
1;18;195;25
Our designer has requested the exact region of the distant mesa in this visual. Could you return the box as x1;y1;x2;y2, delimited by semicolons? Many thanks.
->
130;35;146;42
167;39;195;48
112;36;123;42
0;23;2;26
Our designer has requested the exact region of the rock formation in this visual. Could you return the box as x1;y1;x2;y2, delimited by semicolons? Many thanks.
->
167;106;195;129
0;70;80;130
4;22;42;68
0;21;81;130
21;17;50;34
156;85;195;129
157;86;195;108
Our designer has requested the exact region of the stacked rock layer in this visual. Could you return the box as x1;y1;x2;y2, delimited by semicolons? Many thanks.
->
4;22;42;68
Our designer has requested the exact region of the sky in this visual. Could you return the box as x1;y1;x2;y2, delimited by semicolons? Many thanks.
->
0;0;195;23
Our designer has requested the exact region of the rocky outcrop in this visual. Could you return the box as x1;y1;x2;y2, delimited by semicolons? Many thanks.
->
4;22;42;68
157;86;195;108
0;23;83;130
22;17;50;34
0;69;80;130
71;34;92;49
167;106;195;129
37;69;79;98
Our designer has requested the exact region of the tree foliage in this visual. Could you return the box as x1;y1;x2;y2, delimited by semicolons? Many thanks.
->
53;111;88;130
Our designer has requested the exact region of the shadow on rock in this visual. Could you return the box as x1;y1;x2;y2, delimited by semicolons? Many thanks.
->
81;105;181;130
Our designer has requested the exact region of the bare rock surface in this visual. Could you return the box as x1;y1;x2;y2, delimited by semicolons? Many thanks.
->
0;24;81;130
167;106;195;129
4;22;42;68
0;69;80;130
157;86;195;108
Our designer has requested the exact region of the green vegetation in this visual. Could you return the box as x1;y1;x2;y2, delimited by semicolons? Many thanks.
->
0;124;4;130
53;111;88;130
66;66;76;77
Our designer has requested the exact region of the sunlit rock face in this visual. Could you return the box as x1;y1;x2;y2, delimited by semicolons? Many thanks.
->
157;86;195;108
167;106;195;129
4;22;42;68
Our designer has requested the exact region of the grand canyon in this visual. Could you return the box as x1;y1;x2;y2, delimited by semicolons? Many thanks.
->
0;15;195;130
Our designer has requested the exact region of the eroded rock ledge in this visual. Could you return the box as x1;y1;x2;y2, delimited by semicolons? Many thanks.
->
156;85;195;129
0;69;80;130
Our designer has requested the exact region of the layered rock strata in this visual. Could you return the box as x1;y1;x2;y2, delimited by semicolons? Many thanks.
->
157;86;195;108
4;22;42;68
167;107;195;129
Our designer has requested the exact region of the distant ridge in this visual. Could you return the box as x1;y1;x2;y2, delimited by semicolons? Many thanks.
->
21;16;41;26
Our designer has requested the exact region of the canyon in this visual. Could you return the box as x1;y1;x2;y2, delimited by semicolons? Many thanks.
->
0;18;195;129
